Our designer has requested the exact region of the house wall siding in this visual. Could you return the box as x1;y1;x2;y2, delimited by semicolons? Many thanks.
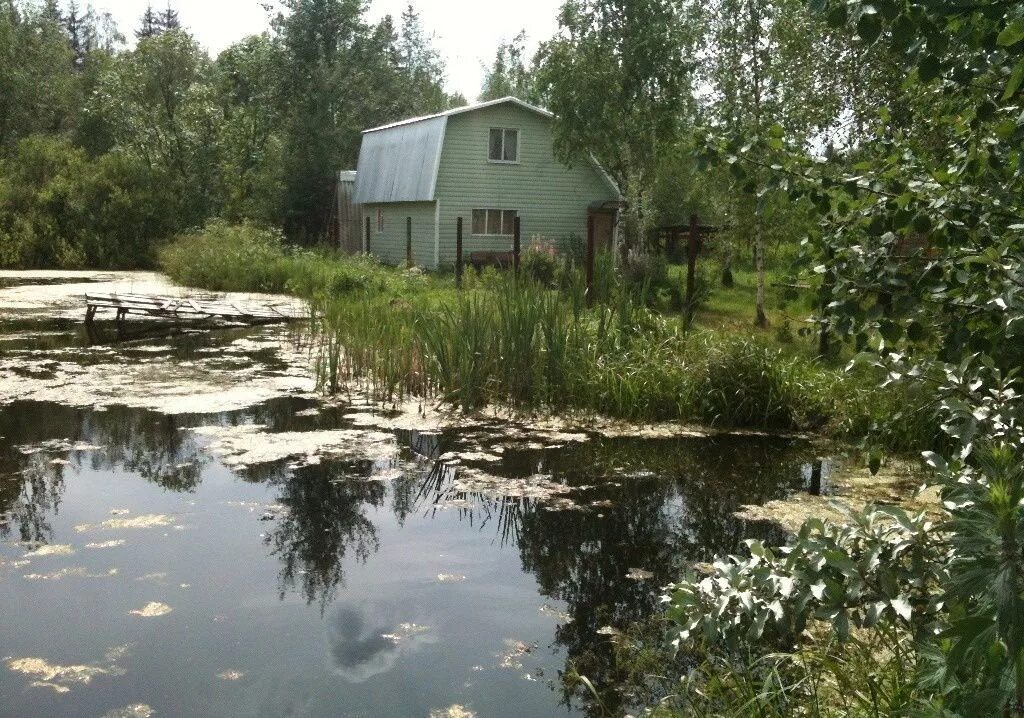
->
432;104;619;267
361;201;437;267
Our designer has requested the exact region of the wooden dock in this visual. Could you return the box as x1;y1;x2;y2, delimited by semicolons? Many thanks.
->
84;292;303;327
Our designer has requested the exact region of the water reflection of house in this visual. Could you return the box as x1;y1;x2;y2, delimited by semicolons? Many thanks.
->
335;97;623;268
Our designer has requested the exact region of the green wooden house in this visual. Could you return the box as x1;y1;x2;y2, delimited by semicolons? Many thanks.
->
344;97;623;269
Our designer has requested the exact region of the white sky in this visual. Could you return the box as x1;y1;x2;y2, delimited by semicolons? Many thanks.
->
86;0;562;100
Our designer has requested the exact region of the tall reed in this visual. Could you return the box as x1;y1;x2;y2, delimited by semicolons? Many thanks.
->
307;274;852;431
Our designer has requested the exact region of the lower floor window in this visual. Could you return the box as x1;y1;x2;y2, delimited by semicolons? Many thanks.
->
472;208;517;236
376;208;384;232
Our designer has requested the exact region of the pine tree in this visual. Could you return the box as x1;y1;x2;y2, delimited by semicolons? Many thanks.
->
136;4;159;40
158;2;180;32
63;1;97;68
480;31;535;102
42;0;64;24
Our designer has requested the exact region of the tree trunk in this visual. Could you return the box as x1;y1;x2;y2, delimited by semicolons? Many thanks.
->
749;0;767;328
721;244;734;288
754;216;768;328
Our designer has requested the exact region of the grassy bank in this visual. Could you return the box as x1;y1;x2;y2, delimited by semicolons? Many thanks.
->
160;223;937;442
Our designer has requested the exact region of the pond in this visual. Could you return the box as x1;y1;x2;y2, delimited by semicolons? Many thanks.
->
0;272;834;718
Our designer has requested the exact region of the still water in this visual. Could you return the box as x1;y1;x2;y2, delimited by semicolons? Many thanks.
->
0;272;828;718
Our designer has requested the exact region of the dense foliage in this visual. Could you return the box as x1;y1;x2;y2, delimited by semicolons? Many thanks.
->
161;223;928;443
655;0;1024;711
8;0;1023;711
0;0;460;268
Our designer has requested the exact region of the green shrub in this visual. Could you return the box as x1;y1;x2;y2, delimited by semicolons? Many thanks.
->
559;232;585;266
521;239;559;287
0;135;178;269
688;334;836;430
160;220;414;298
160;220;290;292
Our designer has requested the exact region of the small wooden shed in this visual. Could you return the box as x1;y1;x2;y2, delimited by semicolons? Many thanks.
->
335;170;362;254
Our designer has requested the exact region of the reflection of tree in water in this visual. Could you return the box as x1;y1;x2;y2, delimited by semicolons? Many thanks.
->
263;459;387;610
80;407;207;491
416;435;813;717
0;401;210;542
0;395;824;716
0;457;64;544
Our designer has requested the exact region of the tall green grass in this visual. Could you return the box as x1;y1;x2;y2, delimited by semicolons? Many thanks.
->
309;274;871;431
160;221;937;440
159;219;432;298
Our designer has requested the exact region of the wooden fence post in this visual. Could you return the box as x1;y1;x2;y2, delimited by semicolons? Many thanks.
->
586;214;595;307
455;217;464;289
406;216;413;266
685;214;700;327
364;216;371;255
513;216;521;278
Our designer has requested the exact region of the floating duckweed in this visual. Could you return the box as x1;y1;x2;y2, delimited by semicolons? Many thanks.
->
6;644;129;693
429;706;476;718
381;623;430;645
101;705;154;718
23;567;117;581
86;540;126;549
497;639;536;670
23;544;74;558
436;573;466;584
625;567;654;580
129;602;172;618
75;514;174;532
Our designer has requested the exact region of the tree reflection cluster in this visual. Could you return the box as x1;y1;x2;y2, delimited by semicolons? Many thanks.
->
0;399;821;716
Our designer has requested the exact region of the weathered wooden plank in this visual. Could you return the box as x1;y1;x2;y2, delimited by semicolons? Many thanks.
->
84;292;301;327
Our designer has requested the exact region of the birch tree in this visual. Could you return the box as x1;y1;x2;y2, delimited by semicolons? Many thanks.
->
536;0;698;249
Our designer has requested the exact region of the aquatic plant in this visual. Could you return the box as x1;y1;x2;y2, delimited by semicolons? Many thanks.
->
305;274;866;433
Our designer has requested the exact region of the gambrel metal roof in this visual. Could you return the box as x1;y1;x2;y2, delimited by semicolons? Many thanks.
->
353;114;447;203
352;97;621;204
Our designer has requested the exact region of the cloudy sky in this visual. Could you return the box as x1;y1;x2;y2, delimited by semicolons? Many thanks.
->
90;0;562;100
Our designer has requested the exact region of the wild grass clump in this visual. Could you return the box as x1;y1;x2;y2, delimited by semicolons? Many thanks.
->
160;219;424;298
686;334;837;430
161;225;932;439
309;274;862;431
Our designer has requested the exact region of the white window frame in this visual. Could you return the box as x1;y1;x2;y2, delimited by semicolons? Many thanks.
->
487;127;520;164
471;208;518;237
376;207;384;233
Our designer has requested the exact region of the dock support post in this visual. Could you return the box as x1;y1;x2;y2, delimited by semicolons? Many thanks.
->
455;217;464;289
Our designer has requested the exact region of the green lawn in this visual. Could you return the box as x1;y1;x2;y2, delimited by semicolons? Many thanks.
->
666;257;822;356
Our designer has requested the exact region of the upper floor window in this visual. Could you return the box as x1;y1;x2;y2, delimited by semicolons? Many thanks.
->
488;128;519;163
